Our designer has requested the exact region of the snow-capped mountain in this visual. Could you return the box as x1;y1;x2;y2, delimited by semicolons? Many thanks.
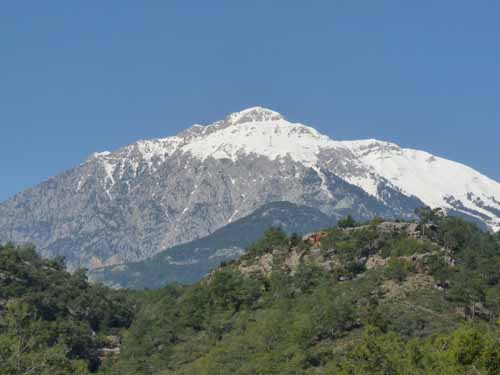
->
343;140;500;232
1;107;499;269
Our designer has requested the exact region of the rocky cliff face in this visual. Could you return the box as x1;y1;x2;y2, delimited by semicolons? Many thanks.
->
1;107;499;269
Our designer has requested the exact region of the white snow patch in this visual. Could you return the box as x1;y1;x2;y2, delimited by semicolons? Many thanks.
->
228;209;240;222
181;118;339;165
343;140;500;230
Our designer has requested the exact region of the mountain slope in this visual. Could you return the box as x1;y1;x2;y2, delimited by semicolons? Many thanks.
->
89;201;336;288
1;107;499;269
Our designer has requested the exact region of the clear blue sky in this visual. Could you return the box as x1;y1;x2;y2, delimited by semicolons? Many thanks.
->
1;1;499;202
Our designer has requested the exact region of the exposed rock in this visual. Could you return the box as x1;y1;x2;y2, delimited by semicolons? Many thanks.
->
284;250;306;275
366;255;387;270
90;257;105;269
98;335;122;362
304;231;329;246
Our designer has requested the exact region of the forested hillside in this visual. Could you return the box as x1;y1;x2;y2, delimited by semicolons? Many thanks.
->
103;213;500;375
2;212;500;374
0;244;134;374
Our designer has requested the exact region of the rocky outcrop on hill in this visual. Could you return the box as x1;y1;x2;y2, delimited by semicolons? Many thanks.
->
232;222;453;283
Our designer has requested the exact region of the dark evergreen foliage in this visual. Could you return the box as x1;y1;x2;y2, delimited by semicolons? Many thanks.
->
0;244;134;373
2;214;500;374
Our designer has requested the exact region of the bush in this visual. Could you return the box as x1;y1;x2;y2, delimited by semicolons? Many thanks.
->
380;237;436;258
246;228;288;257
337;215;357;229
385;258;413;283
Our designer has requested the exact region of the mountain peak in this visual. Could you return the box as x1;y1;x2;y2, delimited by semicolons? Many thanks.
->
227;106;284;124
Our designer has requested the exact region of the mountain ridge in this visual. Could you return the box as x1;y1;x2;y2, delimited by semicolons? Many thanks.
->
1;107;499;270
